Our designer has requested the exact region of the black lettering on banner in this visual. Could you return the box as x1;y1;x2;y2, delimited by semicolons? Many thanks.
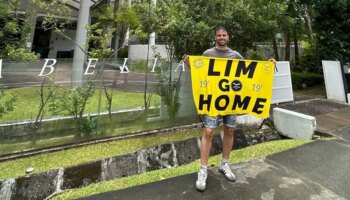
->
208;59;220;76
232;95;251;110
252;98;267;114
218;79;230;92
224;60;233;76
215;95;229;111
199;94;212;111
235;61;257;78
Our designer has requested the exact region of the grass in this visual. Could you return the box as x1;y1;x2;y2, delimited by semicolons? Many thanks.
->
0;116;198;155
0;128;202;180
0;87;160;122
293;83;326;97
52;139;312;200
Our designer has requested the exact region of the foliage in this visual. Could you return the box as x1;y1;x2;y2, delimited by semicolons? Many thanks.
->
88;3;139;58
49;81;95;136
81;115;98;135
0;87;161;122
246;49;267;60
28;77;59;144
312;0;350;62
0;0;71;61
129;60;148;72
0;86;17;119
299;40;319;73
0;0;37;61
33;78;58;123
291;71;324;89
155;58;181;119
134;0;285;59
87;2;140;121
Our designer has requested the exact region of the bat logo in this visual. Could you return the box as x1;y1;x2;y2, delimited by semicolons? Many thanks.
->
231;80;242;91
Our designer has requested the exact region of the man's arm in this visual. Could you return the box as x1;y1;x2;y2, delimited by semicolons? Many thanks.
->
182;54;190;69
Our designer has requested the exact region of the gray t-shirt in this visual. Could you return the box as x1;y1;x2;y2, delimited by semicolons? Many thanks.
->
202;47;243;59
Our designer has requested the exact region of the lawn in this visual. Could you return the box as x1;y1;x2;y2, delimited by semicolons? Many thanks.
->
52;139;312;200
0;87;160;123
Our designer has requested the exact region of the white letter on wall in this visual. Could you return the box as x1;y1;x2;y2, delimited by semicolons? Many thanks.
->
119;58;129;73
38;59;57;76
174;60;185;72
84;58;99;75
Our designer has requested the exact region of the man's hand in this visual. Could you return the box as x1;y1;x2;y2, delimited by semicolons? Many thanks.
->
268;58;276;64
182;54;190;69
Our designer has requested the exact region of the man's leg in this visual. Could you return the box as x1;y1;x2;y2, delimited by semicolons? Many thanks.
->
222;125;234;159
219;115;236;182
196;115;219;191
200;127;215;166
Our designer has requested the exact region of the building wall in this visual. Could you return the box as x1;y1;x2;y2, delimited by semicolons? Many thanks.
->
48;29;77;58
128;45;169;60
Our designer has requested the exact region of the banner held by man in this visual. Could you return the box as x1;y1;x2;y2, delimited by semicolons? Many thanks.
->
189;56;275;118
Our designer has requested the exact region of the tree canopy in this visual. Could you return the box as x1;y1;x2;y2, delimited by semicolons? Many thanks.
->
1;0;349;69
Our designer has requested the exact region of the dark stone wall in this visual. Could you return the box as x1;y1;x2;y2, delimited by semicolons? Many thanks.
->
62;161;102;190
12;170;58;200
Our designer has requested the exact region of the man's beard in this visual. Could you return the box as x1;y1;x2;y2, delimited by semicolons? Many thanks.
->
216;40;227;47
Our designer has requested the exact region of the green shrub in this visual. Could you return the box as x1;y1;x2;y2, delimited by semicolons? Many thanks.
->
291;71;324;89
129;60;148;72
118;48;128;58
81;115;98;135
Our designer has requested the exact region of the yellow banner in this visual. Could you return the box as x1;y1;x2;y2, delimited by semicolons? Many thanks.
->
189;56;274;118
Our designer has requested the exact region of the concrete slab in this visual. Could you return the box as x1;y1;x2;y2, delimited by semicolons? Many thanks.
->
267;140;350;198
326;108;350;120
322;61;346;102
331;128;350;142
316;115;350;133
273;108;316;139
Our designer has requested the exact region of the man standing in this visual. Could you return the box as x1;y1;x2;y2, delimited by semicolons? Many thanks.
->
184;26;243;191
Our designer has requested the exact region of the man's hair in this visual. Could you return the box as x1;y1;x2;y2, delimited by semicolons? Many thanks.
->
215;26;228;34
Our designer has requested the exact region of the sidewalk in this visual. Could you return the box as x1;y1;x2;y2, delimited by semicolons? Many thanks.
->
81;96;350;200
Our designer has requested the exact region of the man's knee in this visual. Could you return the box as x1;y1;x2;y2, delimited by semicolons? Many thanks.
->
203;128;215;140
224;126;235;136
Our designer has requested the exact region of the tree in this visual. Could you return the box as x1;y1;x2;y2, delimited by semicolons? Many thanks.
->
312;0;350;62
134;0;285;59
0;0;72;61
50;81;95;138
0;0;38;60
87;2;139;119
30;77;58;144
88;2;139;58
0;87;17;119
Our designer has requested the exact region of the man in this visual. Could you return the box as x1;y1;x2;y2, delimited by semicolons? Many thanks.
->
183;26;243;192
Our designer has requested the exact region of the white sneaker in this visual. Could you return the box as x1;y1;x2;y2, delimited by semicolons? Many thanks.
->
195;169;208;191
219;163;236;182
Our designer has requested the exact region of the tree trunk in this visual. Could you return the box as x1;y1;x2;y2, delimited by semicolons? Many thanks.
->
284;30;291;61
113;0;124;57
293;27;300;66
272;37;279;61
315;41;321;71
302;4;313;42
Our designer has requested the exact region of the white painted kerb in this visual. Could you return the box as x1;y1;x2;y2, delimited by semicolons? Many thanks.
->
273;108;316;139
